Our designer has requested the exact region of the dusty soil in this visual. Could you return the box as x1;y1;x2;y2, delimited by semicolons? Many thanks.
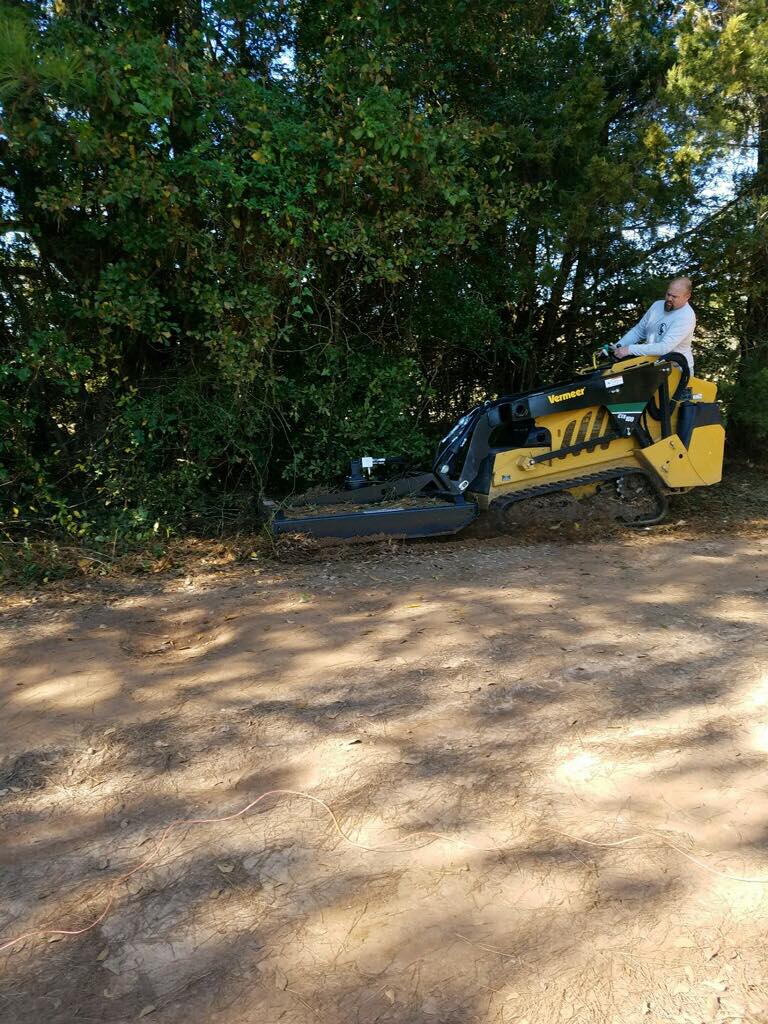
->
1;526;768;1024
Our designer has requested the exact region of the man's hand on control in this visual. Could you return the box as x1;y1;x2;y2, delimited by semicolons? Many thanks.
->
613;345;631;358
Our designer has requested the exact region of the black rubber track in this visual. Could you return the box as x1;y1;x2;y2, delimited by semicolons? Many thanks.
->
489;467;669;528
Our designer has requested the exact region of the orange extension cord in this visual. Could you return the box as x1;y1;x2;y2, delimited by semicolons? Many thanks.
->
2;787;767;954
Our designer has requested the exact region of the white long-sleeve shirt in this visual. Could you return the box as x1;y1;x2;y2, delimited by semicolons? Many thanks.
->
619;300;696;374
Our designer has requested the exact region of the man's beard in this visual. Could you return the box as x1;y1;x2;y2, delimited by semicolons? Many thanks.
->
664;300;674;312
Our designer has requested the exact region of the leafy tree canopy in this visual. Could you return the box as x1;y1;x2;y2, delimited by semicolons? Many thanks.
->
0;0;765;537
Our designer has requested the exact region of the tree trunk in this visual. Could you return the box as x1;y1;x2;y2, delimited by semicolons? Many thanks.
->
742;98;768;365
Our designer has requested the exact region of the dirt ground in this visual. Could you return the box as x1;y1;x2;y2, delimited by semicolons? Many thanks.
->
2;524;768;1023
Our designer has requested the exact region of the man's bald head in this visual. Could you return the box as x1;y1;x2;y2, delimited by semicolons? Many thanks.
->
665;277;692;312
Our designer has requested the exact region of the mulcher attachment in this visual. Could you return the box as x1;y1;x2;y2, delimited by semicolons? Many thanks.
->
272;494;478;540
270;455;478;540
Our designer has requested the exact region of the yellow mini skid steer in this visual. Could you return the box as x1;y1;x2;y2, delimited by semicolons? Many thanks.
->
270;350;725;539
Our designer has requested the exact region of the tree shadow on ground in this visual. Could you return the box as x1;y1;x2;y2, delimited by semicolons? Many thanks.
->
1;536;768;1023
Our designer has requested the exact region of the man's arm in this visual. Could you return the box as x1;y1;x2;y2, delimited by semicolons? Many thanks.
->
617;306;653;347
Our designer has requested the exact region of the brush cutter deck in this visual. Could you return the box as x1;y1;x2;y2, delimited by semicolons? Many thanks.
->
272;493;478;540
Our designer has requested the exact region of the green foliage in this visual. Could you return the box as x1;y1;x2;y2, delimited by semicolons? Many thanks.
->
276;348;434;490
0;0;765;543
726;361;768;449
